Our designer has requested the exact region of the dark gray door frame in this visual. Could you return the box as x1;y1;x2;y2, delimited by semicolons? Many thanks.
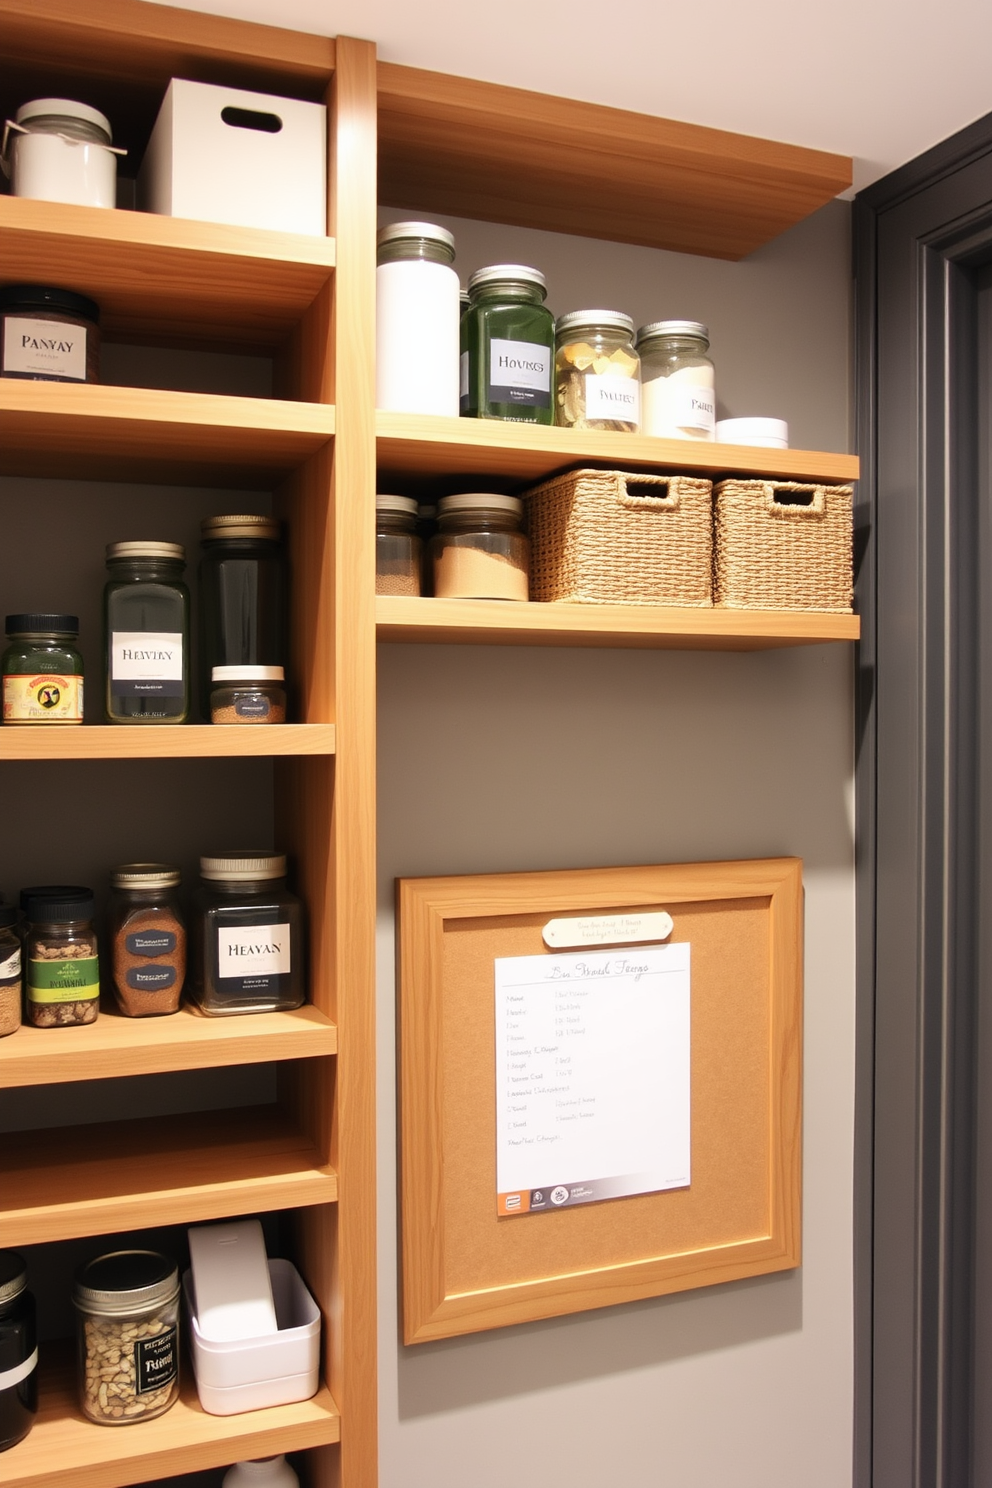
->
855;116;992;1487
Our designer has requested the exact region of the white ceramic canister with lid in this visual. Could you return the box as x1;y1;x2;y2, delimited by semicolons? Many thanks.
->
223;1457;299;1487
3;99;119;208
376;221;460;416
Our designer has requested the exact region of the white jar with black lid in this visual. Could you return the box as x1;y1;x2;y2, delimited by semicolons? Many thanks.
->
73;1250;180;1426
0;1252;37;1453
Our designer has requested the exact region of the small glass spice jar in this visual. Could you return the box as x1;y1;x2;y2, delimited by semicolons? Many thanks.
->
73;1251;180;1426
0;284;100;383
3;613;84;725
108;865;186;1018
636;320;716;441
432;494;530;601
376;221;460;416
24;890;99;1028
211;666;287;724
189;853;305;1016
0;908;21;1039
376;495;422;596
0;1252;37;1453
104;542;189;724
555;310;640;431
461;266;555;424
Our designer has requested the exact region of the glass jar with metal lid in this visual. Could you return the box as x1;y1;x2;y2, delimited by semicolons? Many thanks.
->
0;285;100;383
461;265;554;425
199;515;287;719
108;865;186;1018
636;320;716;441
376;494;422;596
555;310;640;431
432;494;530;601
2;99;120;209
104;542;189;725
190;852;305;1016
211;665;287;724
0;907;21;1039
2;614;84;725
73;1250;180;1426
0;1251;37;1452
376;221;460;416
23;889;99;1028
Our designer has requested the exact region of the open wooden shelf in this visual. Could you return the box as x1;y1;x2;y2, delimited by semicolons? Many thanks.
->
377;596;860;650
0;724;336;761
0;197;335;351
376;412;860;487
0;1106;337;1248
0;383;334;486
0;1005;337;1090
0;1344;340;1488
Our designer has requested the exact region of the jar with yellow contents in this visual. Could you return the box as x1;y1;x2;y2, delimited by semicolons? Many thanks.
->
554;311;640;432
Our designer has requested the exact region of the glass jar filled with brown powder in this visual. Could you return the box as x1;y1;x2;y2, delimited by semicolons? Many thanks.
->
108;866;185;1017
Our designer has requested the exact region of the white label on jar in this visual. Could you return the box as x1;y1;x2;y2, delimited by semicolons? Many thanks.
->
642;368;716;439
3;316;87;381
217;924;291;979
0;945;21;986
489;339;552;408
585;373;641;425
112;632;183;690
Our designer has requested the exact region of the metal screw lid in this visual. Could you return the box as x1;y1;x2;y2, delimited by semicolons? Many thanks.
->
437;493;523;517
377;221;455;252
106;541;185;563
376;494;419;515
468;264;547;295
16;98;112;140
211;666;285;682
555;309;635;339
111;864;181;890
200;852;287;882
5;613;78;637
201;515;280;542
73;1250;179;1316
0;1251;27;1306
635;320;710;347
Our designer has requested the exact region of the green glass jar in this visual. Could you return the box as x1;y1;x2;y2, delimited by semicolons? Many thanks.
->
2;613;83;724
104;542;189;724
461;265;554;424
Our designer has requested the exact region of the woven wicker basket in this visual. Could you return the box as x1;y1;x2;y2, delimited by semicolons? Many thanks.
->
525;469;713;606
714;480;853;612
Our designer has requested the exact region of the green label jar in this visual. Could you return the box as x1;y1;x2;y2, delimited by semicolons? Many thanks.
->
24;890;99;1028
461;265;554;425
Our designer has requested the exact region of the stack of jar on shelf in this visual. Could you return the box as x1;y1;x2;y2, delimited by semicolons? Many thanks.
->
0;851;306;1038
0;517;289;727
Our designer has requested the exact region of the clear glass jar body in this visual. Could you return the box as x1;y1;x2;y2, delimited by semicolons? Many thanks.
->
2;628;83;724
432;506;530;601
376;225;460;416
104;557;189;724
0;1286;37;1451
199;534;288;719
0;921;21;1038
25;915;99;1028
190;876;305;1016
376;509;422;596
108;884;185;1018
75;1290;180;1425
211;677;287;724
555;318;640;431
461;278;554;424
638;332;716;441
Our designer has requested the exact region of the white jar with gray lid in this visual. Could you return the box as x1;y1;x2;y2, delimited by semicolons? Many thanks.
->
637;320;716;441
376;221;460;416
2;99;121;208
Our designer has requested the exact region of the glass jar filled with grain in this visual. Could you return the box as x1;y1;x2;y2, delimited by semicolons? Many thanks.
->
108;865;185;1017
432;494;529;601
23;889;99;1028
73;1250;180;1426
210;666;287;724
554;310;640;431
376;495;422;596
636;320;716;441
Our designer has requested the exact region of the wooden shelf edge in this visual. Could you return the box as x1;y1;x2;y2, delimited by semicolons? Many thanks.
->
0;723;336;761
376;597;861;651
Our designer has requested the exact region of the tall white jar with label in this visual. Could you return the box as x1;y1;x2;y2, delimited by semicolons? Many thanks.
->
189;853;305;1016
637;320;716;441
376;221;460;416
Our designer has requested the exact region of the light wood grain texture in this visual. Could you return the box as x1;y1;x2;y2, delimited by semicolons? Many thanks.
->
0;197;334;351
399;859;803;1341
0;1005;337;1090
378;63;852;260
0;1343;339;1488
377;596;860;650
0;383;334;486
377;411;860;485
0;1106;337;1248
0;724;336;760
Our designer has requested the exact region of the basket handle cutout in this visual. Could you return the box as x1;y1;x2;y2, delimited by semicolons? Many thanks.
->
616;474;679;511
766;482;825;517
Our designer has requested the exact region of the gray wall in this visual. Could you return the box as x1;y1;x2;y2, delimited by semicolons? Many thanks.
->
376;200;855;1488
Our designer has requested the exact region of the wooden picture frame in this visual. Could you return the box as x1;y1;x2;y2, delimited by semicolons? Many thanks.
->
398;858;803;1343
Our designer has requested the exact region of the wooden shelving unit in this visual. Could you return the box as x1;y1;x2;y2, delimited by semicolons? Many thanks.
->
0;724;336;760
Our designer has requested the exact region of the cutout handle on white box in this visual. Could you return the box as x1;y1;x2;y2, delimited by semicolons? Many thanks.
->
220;106;283;134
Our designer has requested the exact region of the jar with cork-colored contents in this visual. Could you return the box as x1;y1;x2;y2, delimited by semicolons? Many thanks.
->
376;495;422;596
108;865;186;1018
636;320;716;441
23;888;99;1028
211;666;286;724
73;1250;180;1426
555;310;640;431
0;908;21;1039
432;494;530;601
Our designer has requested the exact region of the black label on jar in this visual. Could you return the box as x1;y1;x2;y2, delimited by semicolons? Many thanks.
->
126;930;177;958
135;1326;178;1394
235;696;271;718
126;965;177;991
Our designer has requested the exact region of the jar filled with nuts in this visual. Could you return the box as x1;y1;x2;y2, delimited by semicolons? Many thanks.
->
554;310;640;431
73;1250;180;1426
23;889;99;1028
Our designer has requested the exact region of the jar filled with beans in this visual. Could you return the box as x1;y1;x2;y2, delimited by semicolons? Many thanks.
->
73;1250;180;1425
23;889;99;1028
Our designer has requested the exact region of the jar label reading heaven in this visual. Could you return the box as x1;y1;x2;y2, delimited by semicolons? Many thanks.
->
3;673;83;722
28;956;100;1004
135;1327;178;1395
2;316;87;381
217;923;291;981
585;373;640;424
488;339;552;409
111;632;184;696
126;929;178;957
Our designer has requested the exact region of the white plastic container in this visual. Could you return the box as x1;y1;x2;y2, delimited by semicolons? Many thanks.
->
376;222;460;416
184;1259;321;1416
3;99;118;208
188;1220;278;1342
716;417;789;449
138;79;326;236
223;1456;299;1487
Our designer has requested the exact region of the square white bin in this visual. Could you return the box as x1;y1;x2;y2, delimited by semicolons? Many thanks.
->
184;1258;322;1415
139;78;327;236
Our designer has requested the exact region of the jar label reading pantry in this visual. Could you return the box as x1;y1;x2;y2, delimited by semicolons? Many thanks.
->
217;924;292;981
585;373;640;424
111;632;184;696
2;316;87;381
3;672;83;722
489;339;552;408
126;929;178;958
28;956;100;1004
135;1327;178;1395
643;380;716;436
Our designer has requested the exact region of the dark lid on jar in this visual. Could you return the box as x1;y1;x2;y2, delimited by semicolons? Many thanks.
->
24;891;94;923
0;1251;27;1306
0;903;16;930
106;541;185;563
19;884;90;911
0;284;100;323
5;613;78;638
201;515;280;543
73;1250;179;1316
111;864;181;890
200;852;287;882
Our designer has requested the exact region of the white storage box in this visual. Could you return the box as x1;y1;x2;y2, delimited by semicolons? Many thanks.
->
139;79;326;235
184;1258;321;1415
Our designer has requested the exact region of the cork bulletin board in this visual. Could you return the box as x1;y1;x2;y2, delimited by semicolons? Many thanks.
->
398;858;803;1343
